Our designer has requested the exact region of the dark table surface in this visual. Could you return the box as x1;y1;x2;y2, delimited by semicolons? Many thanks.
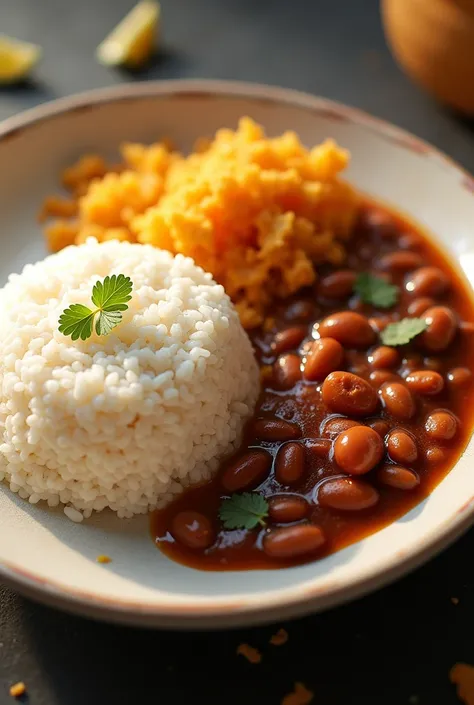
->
1;0;474;703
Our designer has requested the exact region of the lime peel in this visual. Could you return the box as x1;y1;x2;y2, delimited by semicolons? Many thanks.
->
96;1;161;68
0;35;41;84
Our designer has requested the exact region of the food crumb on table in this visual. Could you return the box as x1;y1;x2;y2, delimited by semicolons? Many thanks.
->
9;682;26;698
237;643;262;664
281;682;314;705
451;597;460;605
450;663;474;705
270;628;289;646
96;554;112;564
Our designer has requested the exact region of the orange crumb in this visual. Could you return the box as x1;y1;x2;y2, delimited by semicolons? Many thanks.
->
40;118;358;328
96;554;111;564
9;682;26;698
44;220;79;252
263;317;276;333
38;196;77;223
450;663;474;705
281;682;314;705
451;597;460;605
260;365;273;383
270;628;289;646
62;154;108;193
237;643;262;664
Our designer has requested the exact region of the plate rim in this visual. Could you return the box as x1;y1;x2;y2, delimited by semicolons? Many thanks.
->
1;77;474;628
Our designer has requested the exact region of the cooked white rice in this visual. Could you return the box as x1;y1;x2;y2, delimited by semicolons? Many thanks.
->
0;239;259;520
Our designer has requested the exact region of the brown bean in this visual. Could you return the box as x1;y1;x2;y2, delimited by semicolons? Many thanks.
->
318;270;356;299
407;297;435;317
284;300;316;322
425;410;458;441
423;357;443;372
405;370;444;395
425;447;447;465
320;416;361;438
405;266;449;298
345;349;362;367
222;450;272;492
379;382;416;420
386;429;418;464
369;369;401;387
322;371;379;416
350;298;366;313
460;320;474;334
275;442;305;484
377;464;419;490
447;367;473;389
377;251;423;273
305;438;333;458
303;337;344;381
273;353;302;390
399;233;422;250
271;326;307;356
368;316;392;333
350;363;370;377
334;426;384;475
369;419;391;438
421;306;457;352
317;311;375;348
253;418;301;442
171;511;214;549
318;477;380;511
401;354;424;372
368;346;400;369
263;524;325;558
359;208;397;238
268;495;309;523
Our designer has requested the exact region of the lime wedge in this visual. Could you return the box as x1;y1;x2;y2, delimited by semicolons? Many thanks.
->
0;35;41;84
96;1;161;68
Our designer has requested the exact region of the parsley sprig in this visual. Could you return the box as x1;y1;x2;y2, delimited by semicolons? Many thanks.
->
354;272;399;309
59;274;133;341
219;493;269;530
380;317;428;346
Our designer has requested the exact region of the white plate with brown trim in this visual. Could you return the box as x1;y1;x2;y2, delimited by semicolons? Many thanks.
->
0;79;474;629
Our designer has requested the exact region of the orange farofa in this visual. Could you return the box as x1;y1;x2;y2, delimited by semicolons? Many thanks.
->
96;554;112;564
451;663;474;705
270;628;289;646
9;682;26;698
281;682;314;705
41;118;359;328
237;643;262;664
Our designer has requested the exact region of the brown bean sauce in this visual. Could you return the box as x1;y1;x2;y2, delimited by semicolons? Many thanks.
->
151;201;474;570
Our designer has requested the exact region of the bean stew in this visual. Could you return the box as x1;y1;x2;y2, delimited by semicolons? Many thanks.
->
151;201;474;570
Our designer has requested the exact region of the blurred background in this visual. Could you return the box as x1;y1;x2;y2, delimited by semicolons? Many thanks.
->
1;1;474;704
1;0;474;167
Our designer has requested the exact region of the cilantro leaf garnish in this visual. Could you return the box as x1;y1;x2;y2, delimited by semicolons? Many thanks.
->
354;272;399;309
219;493;269;530
380;317;428;346
59;274;133;341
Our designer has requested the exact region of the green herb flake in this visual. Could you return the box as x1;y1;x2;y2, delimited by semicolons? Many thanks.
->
59;274;133;341
354;272;399;309
219;492;269;530
380;317;428;347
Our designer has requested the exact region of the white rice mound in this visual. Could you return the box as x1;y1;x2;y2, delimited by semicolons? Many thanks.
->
0;239;259;520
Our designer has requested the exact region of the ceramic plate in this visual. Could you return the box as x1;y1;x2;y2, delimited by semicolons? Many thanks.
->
1;80;474;629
